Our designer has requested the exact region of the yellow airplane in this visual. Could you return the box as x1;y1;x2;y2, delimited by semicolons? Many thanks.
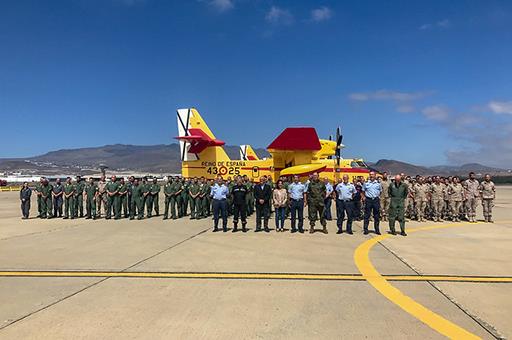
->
176;108;371;182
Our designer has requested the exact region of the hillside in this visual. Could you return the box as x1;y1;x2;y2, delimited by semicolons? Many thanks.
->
0;144;270;175
0;144;507;176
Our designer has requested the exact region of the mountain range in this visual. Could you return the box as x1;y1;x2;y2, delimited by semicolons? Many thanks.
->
0;144;508;176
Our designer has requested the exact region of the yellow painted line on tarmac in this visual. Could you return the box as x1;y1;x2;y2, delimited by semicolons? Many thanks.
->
354;222;482;339
0;271;363;280
0;270;511;283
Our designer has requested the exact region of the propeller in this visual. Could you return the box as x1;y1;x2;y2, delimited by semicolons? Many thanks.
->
335;126;343;166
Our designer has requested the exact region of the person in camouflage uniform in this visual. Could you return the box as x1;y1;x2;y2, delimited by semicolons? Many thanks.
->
307;172;328;234
479;174;496;223
118;177;129;218
40;178;53;219
403;175;415;220
447;176;464;222
463;172;480;223
379;173;391;222
84;177;98;219
413;177;430;222
63;177;75;219
105;175;120;219
443;177;452;220
96;175;107;218
430;176;445;222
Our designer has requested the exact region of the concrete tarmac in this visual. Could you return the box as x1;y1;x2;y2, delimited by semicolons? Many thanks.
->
0;187;511;339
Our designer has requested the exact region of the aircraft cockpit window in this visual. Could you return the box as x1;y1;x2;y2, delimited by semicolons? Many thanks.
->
351;161;368;168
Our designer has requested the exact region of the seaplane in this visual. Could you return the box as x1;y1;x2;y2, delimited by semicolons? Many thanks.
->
175;108;371;181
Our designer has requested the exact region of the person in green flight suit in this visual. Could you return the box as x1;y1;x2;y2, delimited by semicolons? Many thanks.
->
307;172;328;234
139;177;148;217
163;178;173;220
243;176;254;216
105;175;120;219
63;177;75;219
197;177;208;219
388;174;408;236
188;177;200;219
74;175;85;218
118;177;129;218
146;178;160;217
127;176;135;217
84;177;98;219
172;177;183;219
227;177;235;217
175;178;183;218
35;178;43;218
130;178;144;220
179;178;188;217
207;179;214;216
40;178;53;219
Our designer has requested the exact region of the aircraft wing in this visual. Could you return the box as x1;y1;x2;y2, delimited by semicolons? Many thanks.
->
280;164;327;176
267;127;321;151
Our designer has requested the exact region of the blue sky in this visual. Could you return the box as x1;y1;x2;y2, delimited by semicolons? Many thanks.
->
1;0;511;167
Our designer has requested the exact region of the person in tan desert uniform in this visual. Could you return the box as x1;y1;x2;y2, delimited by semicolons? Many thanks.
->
414;177;430;222
479;174;496;223
96;175;107;218
447;177;464;222
463;172;480;222
430;176;445;222
379;172;390;222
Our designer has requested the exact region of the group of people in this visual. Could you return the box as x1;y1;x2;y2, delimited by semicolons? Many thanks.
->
377;171;496;224
19;171;496;236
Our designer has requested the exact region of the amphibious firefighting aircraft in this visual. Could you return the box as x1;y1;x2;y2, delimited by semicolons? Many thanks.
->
175;108;370;181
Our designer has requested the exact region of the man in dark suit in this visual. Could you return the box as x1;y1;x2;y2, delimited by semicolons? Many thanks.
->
253;176;272;232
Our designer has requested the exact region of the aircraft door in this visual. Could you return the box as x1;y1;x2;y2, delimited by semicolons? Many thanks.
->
252;166;259;179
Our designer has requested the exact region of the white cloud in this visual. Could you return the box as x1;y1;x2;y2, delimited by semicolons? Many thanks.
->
488;100;512;114
419;19;451;30
311;6;333;22
348;89;431;102
265;6;293;25
422;105;450;121
349;89;432;115
209;0;234;12
426;104;512;167
396;104;415;113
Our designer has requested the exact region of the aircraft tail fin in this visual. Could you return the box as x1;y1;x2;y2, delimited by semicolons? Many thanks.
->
240;145;259;161
175;108;229;162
